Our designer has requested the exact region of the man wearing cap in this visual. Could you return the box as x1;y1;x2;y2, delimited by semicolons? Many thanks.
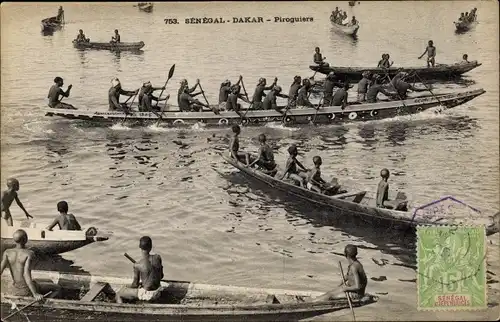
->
177;79;199;107
296;79;315;108
287;76;302;107
366;74;394;103
178;85;210;112
109;78;138;113
356;71;371;103
138;81;168;112
251;77;277;110
219;76;243;110
389;72;426;100
312;244;367;301
1;229;61;299
322;72;343;106
262;85;287;111
47;77;75;109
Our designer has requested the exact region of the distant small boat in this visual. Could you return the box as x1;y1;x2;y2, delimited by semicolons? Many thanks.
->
348;1;356;6
40;16;63;32
72;40;145;51
1;220;110;255
455;19;478;32
330;20;360;36
137;2;154;12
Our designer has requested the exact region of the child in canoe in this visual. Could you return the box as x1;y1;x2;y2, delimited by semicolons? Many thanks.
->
247;134;277;176
280;145;309;187
306;156;341;195
229;125;250;165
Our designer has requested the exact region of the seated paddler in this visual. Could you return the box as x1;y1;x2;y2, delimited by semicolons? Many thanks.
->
312;244;367;302
376;168;407;210
109;77;138;113
178;85;210;112
390;72;427;100
75;29;90;43
366;74;393;103
262;85;288;111
116;236;164;303
138;81;168;112
1;229;61;300
313;47;329;66
247;134;277;176
47;77;75;109
306;156;341;194
280;144;308;187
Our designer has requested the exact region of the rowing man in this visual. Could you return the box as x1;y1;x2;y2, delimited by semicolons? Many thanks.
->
138;81;168;112
48;77;75;109
116;236;164;303
177;79;198;107
288;76;302;107
109;78;138;113
312;244;367;301
262;85;288;111
1;229;61;299
251;77;277;110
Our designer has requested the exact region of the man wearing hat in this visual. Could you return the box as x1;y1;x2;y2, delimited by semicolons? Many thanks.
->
287;76;302;108
219;76;243;111
262;85;287;111
322;72;343;106
366;74;394;103
251;77;277;110
356;71;372;103
138;81;168;112
177;79;199;107
108;78;138;113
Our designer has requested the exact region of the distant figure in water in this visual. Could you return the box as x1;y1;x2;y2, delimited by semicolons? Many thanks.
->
56;6;64;22
350;16;358;26
312;244;367;301
418;40;436;67
46;201;82;231
1;178;32;226
75;29;90;43
116;236;164;303
47;77;75;109
111;29;121;43
313;47;328;66
1;230;61;299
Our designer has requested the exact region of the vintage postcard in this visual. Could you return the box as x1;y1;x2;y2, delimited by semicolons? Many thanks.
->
1;1;498;321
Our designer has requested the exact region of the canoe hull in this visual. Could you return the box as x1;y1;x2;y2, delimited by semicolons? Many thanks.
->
72;41;145;51
330;21;359;36
455;20;478;32
309;61;482;81
40;17;63;32
1;221;109;255
220;154;498;236
138;4;154;12
43;89;485;127
1;270;377;321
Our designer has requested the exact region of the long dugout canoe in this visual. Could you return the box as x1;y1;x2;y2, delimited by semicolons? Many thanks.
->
0;270;378;321
309;61;482;82
72;40;145;51
44;89;485;127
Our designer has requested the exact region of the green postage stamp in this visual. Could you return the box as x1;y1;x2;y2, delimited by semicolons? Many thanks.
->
417;225;487;310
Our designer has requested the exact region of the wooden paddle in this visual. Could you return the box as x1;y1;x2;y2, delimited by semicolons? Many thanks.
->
197;82;219;114
339;261;356;321
120;90;139;125
413;71;443;106
154;64;176;125
311;95;324;125
240;76;249;101
2;292;52;321
123;253;191;284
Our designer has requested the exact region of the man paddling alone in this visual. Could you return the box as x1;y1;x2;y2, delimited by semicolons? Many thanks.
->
1;230;61;299
313;244;367;301
116;236;164;303
48;77;75;109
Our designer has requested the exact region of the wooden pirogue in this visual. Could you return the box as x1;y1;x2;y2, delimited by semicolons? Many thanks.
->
330;18;359;36
72;40;145;51
40;16;63;32
454;20;478;32
138;2;154;12
44;88;485;127
1;220;110;255
0;270;378;321
309;60;482;82
220;154;500;236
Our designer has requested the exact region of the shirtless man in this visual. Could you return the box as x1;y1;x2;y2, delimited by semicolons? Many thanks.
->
111;29;121;43
46;201;82;231
288;76;302;107
177;79;198;107
47;77;74;109
247;134;277;175
322;72;342;106
251;77;277;110
262;85;287;111
280;145;308;187
313;244;367;301
229;125;250;165
356;71;371;102
313;47;328;66
116;236;164;303
178;85;209;112
306;156;339;194
366;74;394;103
138;81;168;112
418;40;436;67
296;79;315;108
75;29;90;43
109;78;138;112
1;178;32;226
331;82;350;109
1;230;61;299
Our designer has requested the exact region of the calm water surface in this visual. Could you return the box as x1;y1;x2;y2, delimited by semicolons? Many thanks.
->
1;1;498;309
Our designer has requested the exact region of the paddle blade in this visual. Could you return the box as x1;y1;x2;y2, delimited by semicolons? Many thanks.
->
168;64;175;80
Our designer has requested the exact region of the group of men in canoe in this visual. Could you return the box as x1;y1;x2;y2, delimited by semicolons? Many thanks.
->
229;124;405;211
457;7;477;23
330;7;358;26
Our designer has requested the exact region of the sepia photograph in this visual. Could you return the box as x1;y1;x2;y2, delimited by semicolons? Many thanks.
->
1;1;499;321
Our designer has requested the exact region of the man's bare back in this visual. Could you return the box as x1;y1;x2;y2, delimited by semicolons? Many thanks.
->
135;254;163;291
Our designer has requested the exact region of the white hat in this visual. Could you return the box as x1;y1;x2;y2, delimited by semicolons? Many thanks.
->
111;78;121;87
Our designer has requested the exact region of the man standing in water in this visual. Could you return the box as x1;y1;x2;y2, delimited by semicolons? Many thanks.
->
48;77;74;109
116;236;164;303
1;230;61;299
1;178;32;226
418;40;436;67
313;244;367;301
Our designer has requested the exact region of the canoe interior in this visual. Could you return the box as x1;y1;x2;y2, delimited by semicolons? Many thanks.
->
0;270;378;321
220;153;498;234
